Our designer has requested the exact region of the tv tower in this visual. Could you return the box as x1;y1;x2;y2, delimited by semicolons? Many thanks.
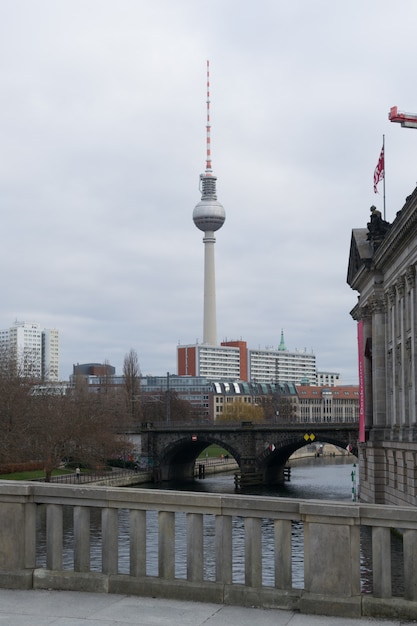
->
193;60;226;345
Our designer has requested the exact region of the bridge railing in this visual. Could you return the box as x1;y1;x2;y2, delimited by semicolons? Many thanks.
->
140;419;359;428
0;481;416;620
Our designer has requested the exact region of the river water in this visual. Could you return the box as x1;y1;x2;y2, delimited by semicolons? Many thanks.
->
142;456;359;589
155;455;358;499
36;456;404;594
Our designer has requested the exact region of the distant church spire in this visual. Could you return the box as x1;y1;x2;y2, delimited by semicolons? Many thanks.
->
278;329;287;351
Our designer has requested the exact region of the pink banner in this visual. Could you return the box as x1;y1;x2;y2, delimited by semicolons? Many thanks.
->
357;320;365;442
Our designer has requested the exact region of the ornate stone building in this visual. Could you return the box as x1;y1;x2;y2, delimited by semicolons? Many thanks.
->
347;192;417;505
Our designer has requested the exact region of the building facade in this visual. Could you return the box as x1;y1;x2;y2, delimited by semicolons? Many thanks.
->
316;371;342;387
211;380;299;421
297;385;359;423
177;338;322;385
348;193;417;505
68;365;357;427
248;347;317;385
0;321;59;381
42;328;59;381
177;343;241;380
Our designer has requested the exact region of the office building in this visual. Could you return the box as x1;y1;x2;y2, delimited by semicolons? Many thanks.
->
297;385;359;423
177;341;245;381
0;321;59;381
178;333;323;385
248;346;317;385
316;371;342;387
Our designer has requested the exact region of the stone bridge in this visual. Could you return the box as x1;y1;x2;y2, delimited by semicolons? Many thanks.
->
140;422;358;484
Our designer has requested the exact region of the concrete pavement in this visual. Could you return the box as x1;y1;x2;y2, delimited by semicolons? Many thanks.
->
0;589;412;625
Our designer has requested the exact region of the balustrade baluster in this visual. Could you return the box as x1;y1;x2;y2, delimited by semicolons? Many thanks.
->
187;513;203;581
74;506;90;572
25;502;37;569
46;504;63;571
102;508;118;575
245;517;262;588
372;525;391;598
215;514;232;583
130;509;146;577
274;519;292;589
403;528;417;601
158;511;175;579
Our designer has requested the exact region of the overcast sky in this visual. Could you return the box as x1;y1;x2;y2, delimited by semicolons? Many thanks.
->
1;1;417;383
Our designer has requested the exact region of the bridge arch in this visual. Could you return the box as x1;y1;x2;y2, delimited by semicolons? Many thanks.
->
257;435;358;484
142;423;359;486
158;436;241;482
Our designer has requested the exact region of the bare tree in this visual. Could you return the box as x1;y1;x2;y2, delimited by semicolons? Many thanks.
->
258;394;297;422
141;391;194;424
123;348;141;424
29;389;132;481
0;346;132;480
0;343;35;463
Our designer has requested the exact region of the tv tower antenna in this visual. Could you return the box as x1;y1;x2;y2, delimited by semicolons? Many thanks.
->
205;59;212;174
193;60;226;345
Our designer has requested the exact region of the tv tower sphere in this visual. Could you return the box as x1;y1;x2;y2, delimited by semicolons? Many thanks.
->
193;175;225;232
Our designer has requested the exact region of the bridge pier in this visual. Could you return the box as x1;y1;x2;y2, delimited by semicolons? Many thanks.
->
159;461;195;483
264;463;289;485
235;463;290;488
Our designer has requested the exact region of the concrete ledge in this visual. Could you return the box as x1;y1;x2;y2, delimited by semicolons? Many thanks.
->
0;569;33;590
299;592;362;618
109;575;225;604
224;584;300;610
362;595;417;620
33;569;109;593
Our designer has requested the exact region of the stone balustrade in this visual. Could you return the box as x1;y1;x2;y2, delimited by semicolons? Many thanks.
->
0;480;417;619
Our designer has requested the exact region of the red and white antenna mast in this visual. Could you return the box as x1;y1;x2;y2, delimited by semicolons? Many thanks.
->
195;59;223;204
205;59;212;174
389;106;417;129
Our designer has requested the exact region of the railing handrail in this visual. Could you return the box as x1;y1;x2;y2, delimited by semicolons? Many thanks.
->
140;421;359;431
1;479;416;525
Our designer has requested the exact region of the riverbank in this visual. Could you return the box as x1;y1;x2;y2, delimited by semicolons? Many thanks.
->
290;443;353;460
195;457;238;476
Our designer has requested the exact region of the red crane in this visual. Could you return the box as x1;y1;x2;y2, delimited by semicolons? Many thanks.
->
389;106;417;129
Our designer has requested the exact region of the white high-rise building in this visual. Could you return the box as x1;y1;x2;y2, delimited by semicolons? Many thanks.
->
316;371;342;387
179;343;240;380
248;347;317;385
0;321;59;381
42;328;60;381
247;331;317;385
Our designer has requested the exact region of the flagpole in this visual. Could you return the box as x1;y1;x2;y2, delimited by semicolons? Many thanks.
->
382;134;386;220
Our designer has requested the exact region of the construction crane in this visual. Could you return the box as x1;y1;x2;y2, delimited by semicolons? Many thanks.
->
389;106;417;129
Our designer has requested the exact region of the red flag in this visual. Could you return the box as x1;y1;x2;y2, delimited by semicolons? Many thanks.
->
373;145;384;193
